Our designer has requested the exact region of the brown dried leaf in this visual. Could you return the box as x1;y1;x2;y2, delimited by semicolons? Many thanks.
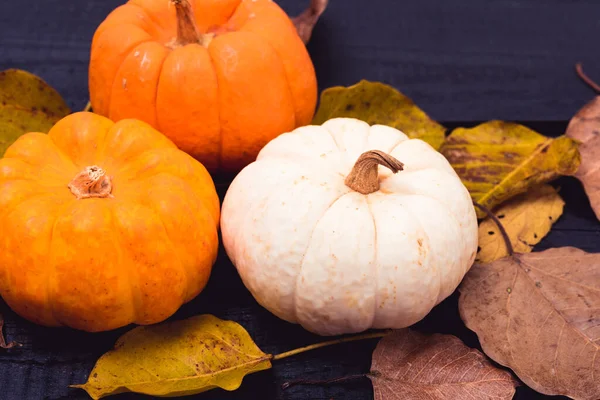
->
566;96;600;220
476;184;564;263
459;248;600;399
0;313;19;349
369;330;517;400
291;0;329;44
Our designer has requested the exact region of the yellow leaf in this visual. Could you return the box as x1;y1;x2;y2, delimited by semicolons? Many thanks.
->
0;69;70;156
0;107;61;155
0;69;70;117
476;184;564;263
440;121;580;217
72;315;272;399
312;80;446;150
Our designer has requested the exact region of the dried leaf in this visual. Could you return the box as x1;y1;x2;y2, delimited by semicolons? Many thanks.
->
0;69;70;156
0;69;70;117
565;96;600;220
476;184;564;263
459;247;600;399
72;315;272;399
291;0;328;44
312;80;446;150
0;313;19;349
440;121;580;218
369;330;517;400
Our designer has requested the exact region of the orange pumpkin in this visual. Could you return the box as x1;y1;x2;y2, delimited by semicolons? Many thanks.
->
88;0;318;173
0;112;220;332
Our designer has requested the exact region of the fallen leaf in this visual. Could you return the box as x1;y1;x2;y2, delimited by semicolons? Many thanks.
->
0;69;70;117
0;313;19;349
459;247;600;399
369;329;517;400
291;0;328;44
312;80;446;150
0;69;70;156
440;121;580;217
566;96;600;221
476;184;564;263
72;315;272;399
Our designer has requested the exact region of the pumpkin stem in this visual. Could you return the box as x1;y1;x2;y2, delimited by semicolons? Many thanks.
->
172;0;206;46
68;166;113;200
344;150;404;195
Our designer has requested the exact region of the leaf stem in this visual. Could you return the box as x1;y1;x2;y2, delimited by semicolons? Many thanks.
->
272;330;390;361
575;63;600;94
282;374;367;390
473;201;514;256
83;101;92;112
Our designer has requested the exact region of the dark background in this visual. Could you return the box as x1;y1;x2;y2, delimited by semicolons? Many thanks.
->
0;1;598;399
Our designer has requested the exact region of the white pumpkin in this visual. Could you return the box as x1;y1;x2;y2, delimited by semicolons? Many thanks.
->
221;118;478;336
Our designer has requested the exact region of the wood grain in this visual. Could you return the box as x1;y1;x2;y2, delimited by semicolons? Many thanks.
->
0;0;599;120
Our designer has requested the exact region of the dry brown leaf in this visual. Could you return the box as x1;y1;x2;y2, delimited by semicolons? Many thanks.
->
291;0;328;44
566;95;600;220
565;63;600;220
459;247;600;399
476;184;564;263
0;314;19;349
369;330;518;400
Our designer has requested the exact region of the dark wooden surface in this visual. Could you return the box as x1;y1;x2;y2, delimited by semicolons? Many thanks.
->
0;1;599;399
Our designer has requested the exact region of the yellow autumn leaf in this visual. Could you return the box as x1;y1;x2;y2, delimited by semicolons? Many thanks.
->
476;184;564;263
440;121;580;217
312;80;446;150
72;315;272;399
0;69;70;156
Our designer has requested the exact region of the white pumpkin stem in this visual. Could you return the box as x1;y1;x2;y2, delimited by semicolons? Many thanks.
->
171;0;214;47
344;150;404;195
68;166;113;200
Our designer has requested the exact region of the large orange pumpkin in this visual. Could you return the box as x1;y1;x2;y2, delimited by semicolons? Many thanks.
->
88;0;318;173
0;112;220;332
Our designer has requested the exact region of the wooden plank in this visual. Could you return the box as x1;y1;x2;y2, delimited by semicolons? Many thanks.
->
0;0;598;120
0;1;597;399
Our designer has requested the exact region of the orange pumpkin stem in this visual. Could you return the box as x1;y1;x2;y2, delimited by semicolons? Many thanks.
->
172;0;209;47
68;166;113;200
344;150;404;195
